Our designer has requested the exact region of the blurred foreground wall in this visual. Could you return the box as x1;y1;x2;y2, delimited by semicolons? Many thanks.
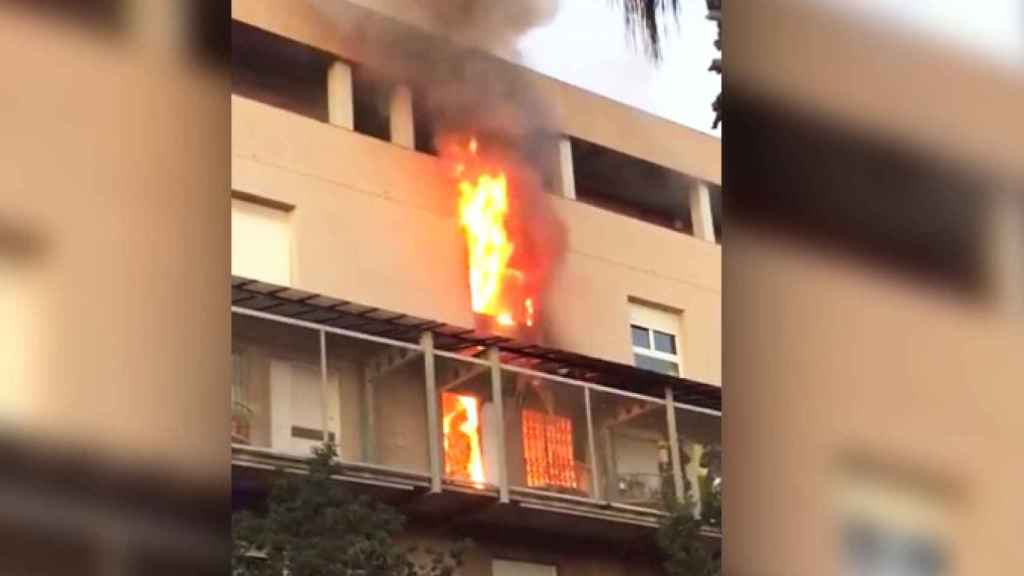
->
0;2;229;573
725;1;1022;575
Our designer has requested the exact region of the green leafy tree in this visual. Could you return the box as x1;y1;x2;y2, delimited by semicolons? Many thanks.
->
656;500;721;576
233;443;467;576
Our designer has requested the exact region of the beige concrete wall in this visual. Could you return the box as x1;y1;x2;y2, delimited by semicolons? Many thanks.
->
232;96;721;386
231;0;721;185
0;6;229;486
728;228;1024;575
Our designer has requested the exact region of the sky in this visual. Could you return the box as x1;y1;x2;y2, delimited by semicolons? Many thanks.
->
516;0;721;138
514;0;1022;141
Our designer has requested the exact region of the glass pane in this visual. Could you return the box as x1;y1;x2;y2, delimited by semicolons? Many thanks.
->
653;330;677;354
841;520;948;576
590;390;671;510
502;370;594;498
325;332;429;475
630;325;650;349
232;313;322;457
675;407;722;527
435;354;495;487
634;353;679;376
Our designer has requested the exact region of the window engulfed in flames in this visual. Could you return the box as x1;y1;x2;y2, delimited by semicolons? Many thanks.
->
451;138;535;328
442;392;485;485
522;410;578;490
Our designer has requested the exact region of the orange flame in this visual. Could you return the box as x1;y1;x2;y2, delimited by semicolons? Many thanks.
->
442;392;485;485
453;138;533;328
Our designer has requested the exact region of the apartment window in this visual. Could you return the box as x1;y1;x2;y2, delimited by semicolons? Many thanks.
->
629;302;682;377
231;21;331;121
571;137;701;234
836;462;951;576
492;560;557;576
231;195;292;286
709;183;723;244
412;89;438;156
352;67;392;141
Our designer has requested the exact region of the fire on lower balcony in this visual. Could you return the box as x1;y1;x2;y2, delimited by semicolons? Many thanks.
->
442;392;486;485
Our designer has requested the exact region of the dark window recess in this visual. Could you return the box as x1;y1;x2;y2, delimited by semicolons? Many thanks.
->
8;0;123;34
571;137;699;235
232;20;331;122
187;0;229;69
709;183;723;244
653;331;677;355
352;67;391;141
727;93;986;295
291;426;336;443
631;325;650;349
413;90;438;156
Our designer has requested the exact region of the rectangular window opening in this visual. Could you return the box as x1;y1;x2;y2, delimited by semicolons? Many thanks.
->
231;194;292;286
631;324;651;349
352;66;392;142
629;301;683;377
231;20;331;121
571;137;698;235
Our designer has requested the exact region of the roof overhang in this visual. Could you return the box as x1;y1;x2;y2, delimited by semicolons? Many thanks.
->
232;276;721;412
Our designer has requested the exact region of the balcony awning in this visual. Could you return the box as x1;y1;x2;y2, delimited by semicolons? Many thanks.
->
232;277;721;412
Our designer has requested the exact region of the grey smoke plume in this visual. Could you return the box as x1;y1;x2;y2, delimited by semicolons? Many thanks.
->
417;0;559;58
307;0;567;189
307;0;568;337
306;0;559;138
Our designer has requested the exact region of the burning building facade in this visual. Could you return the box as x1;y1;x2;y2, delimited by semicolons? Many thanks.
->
231;1;722;574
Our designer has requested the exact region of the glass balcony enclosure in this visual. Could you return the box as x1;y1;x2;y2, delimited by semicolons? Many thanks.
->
324;332;430;476
232;314;323;456
675;406;722;527
231;308;720;520
434;352;495;488
590;390;672;510
501;370;594;500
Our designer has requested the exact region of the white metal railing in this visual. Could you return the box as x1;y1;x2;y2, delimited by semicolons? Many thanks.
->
230;306;721;519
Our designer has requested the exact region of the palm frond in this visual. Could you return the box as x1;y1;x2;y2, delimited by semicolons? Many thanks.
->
613;0;680;62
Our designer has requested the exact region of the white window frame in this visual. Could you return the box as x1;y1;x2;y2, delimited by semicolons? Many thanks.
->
629;302;683;377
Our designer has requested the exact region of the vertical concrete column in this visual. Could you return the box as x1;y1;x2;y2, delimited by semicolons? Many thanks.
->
487;346;509;503
690;181;717;243
319;330;329;444
327;60;354;130
556;136;577;199
389;84;415;149
665;386;686;507
420;332;443;493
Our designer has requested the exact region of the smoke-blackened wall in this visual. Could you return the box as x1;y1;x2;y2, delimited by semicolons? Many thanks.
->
308;0;568;340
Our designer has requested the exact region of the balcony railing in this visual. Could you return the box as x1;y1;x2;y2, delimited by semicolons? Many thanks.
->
231;307;721;526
